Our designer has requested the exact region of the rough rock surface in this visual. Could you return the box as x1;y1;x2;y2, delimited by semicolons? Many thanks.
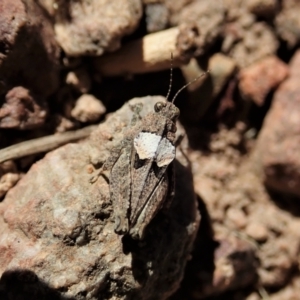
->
66;68;92;94
145;3;169;33
0;97;200;300
239;56;289;106
51;0;143;56
275;0;300;48
268;275;300;300
0;0;60;99
0;87;48;130
187;232;257;299
246;0;278;18
222;11;278;68
165;0;195;25
71;94;106;123
0;161;20;199
177;1;225;56
180;54;236;123
171;121;300;298
254;50;300;197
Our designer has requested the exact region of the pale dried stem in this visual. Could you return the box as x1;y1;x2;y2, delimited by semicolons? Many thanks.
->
94;27;188;76
0;125;97;163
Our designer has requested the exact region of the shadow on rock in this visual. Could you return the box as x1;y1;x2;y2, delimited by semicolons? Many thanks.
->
126;159;201;299
0;269;75;300
170;195;217;300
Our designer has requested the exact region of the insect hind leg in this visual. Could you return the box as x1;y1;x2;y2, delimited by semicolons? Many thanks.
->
110;148;132;235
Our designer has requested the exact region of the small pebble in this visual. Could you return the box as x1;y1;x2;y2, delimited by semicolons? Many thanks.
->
71;94;106;123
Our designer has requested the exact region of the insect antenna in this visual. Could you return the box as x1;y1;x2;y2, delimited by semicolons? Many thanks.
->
171;70;210;104
165;52;173;101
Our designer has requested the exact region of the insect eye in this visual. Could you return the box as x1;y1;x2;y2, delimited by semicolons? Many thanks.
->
154;102;165;112
174;108;180;118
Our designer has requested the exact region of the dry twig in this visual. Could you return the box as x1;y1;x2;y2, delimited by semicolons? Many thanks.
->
94;27;195;76
0;125;97;163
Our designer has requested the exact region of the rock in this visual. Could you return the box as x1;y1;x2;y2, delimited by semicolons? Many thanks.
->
246;222;268;242
275;0;300;48
246;0;278;18
226;207;247;229
0;87;48;130
186;124;300;296
163;0;193;25
0;0;60;99
145;3;169;33
71;94;106;123
0;173;20;200
0;161;20;199
269;275;300;300
0;96;200;299
177;1;225;56
222;12;278;68
54;115;76;133
51;0;143;56
180;54;236;123
254;50;300;197
210;234;257;295
175;232;257;299
66;68;92;94
258;230;299;287
238;56;289;106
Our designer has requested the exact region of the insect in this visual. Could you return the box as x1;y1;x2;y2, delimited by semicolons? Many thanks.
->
91;57;208;240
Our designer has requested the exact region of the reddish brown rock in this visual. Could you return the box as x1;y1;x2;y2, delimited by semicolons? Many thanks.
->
239;56;289;106
0;87;47;130
254;50;300;197
0;0;60;99
0;97;200;299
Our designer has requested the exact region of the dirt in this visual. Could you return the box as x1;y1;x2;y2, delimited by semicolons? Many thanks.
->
0;0;300;299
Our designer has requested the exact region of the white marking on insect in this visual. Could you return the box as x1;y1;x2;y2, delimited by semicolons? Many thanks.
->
133;132;175;166
156;138;175;167
134;132;161;159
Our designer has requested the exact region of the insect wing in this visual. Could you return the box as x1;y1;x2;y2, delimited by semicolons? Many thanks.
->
156;137;175;167
130;162;169;239
130;132;175;236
